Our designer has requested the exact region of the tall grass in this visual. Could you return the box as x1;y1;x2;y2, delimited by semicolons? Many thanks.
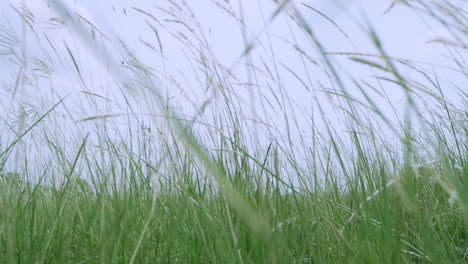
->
0;0;467;263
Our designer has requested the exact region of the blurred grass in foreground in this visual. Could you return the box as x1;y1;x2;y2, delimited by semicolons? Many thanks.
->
0;0;467;263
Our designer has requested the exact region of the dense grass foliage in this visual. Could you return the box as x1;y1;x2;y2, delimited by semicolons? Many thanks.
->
1;0;467;263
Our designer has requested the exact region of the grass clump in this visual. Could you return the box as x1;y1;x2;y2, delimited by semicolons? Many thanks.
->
0;0;467;263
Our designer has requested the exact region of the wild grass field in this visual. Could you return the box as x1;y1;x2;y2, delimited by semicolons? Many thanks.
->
0;0;467;263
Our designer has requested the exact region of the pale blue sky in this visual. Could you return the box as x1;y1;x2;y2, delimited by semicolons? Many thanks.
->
0;0;465;175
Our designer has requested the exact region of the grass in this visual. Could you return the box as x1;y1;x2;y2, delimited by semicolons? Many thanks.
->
0;0;467;263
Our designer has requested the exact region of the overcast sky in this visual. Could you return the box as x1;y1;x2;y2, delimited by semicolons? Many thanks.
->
0;0;456;100
0;0;465;175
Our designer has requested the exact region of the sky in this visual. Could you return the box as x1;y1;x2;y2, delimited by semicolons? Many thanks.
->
0;1;456;99
0;0;466;177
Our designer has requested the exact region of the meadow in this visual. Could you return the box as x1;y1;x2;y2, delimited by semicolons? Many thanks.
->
0;0;467;263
